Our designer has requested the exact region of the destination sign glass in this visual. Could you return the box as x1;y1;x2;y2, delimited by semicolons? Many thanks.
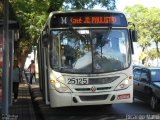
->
50;12;128;28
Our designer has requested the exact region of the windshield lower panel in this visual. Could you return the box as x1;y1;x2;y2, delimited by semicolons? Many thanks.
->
49;29;131;74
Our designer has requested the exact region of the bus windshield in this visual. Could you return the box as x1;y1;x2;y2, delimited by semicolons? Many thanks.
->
49;29;130;74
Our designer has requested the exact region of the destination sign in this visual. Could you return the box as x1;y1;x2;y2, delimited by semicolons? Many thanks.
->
50;12;127;28
70;16;116;24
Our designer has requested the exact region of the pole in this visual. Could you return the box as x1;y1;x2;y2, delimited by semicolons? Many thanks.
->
9;31;14;106
2;0;9;119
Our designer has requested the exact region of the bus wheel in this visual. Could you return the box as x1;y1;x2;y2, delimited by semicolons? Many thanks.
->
150;95;159;111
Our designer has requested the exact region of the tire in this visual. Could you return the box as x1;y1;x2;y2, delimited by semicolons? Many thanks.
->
150;95;159;111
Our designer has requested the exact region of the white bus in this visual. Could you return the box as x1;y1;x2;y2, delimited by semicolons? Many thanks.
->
37;10;137;108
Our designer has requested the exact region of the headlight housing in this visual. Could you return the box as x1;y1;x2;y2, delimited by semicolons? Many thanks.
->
50;77;72;93
115;76;132;90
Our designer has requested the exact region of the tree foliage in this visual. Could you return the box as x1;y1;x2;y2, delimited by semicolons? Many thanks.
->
9;0;50;65
124;5;151;51
146;8;160;54
63;0;115;10
124;5;160;64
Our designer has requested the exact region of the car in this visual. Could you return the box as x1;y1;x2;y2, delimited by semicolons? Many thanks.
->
132;64;144;69
133;67;160;111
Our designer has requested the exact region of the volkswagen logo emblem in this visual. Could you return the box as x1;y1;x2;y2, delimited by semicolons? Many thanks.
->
90;86;97;92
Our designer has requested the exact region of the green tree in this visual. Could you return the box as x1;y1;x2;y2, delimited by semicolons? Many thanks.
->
148;49;158;60
124;5;151;51
146;8;160;55
62;0;115;10
9;0;50;67
124;5;160;65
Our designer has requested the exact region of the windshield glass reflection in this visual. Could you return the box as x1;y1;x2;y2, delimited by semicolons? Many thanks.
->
49;29;130;73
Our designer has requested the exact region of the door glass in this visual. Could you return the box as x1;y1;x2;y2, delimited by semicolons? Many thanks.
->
133;69;141;81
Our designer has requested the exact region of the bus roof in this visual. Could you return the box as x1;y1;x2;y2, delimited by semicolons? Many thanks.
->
49;10;125;16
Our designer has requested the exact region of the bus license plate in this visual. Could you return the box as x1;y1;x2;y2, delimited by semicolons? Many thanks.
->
67;78;89;85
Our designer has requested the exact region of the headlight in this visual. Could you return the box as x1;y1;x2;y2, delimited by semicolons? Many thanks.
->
50;79;72;93
115;76;132;90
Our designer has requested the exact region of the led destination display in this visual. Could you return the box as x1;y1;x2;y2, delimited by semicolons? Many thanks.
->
50;12;127;28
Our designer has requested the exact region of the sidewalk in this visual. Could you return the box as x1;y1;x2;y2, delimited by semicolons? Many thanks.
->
9;83;37;120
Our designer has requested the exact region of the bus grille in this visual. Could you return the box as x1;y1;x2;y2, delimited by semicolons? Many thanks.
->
88;76;119;85
75;87;111;92
79;94;108;101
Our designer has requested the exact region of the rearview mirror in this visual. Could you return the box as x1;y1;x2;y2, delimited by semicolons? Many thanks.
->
129;29;138;42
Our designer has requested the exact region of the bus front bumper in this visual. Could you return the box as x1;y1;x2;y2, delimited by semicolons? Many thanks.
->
49;85;133;108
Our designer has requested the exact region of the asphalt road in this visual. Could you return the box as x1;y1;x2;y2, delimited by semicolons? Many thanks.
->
34;98;160;120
